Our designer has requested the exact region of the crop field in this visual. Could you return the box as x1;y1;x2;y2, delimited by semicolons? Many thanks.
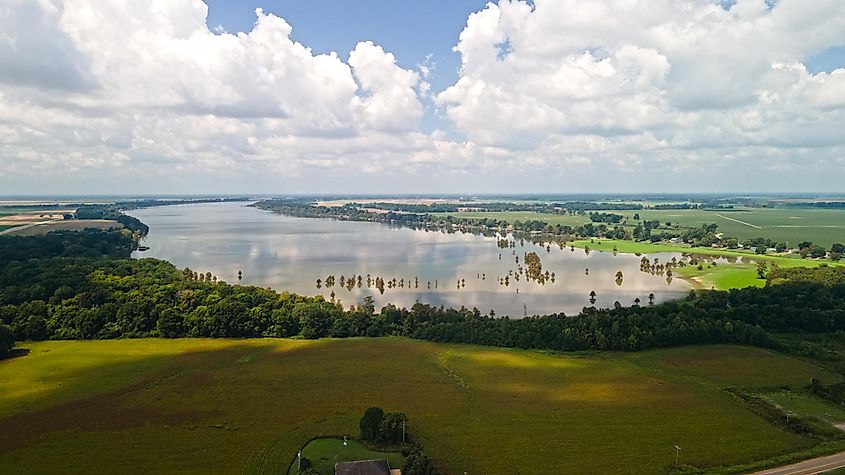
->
0;339;838;474
756;389;845;424
621;208;845;249
630;346;841;388
439;207;845;249
0;219;122;236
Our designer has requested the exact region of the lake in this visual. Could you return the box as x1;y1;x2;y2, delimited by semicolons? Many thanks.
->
129;202;690;316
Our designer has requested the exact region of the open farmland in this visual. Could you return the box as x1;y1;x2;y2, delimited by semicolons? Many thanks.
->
0;339;838;474
438;207;845;248
0;219;122;236
623;208;845;249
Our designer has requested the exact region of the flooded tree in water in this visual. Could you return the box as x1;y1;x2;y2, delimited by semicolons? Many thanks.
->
524;252;544;283
634;297;641;306
237;270;242;282
316;278;322;289
649;292;655;305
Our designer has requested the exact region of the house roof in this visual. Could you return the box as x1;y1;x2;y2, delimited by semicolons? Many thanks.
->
335;459;391;475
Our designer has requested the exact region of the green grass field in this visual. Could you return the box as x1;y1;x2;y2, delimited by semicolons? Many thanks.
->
439;207;845;248
757;389;845;425
626;208;845;249
0;339;839;474
570;238;843;290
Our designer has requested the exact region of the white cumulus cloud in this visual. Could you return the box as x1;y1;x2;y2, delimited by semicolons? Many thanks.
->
0;0;844;193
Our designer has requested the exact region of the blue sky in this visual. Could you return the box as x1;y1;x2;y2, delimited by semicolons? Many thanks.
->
204;0;489;93
205;1;844;78
1;0;845;194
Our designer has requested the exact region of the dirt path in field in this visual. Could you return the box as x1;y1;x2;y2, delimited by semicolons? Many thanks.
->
715;213;762;229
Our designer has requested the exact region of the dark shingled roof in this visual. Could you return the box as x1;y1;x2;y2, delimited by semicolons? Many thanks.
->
334;459;391;475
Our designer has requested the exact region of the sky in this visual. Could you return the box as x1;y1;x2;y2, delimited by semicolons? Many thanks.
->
1;0;844;195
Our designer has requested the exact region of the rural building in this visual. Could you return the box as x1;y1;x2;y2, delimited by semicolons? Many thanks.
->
335;459;399;475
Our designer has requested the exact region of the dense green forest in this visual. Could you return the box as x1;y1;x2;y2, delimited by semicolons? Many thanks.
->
2;229;845;357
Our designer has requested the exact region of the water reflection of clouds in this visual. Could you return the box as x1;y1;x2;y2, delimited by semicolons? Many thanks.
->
130;203;690;317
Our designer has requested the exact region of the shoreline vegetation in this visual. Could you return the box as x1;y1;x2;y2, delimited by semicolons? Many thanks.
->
251;199;844;291
1;227;844;356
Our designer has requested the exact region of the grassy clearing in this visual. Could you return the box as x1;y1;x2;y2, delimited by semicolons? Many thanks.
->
0;339;833;474
570;238;842;290
287;438;404;475
630;346;841;388
757;389;845;424
673;262;765;290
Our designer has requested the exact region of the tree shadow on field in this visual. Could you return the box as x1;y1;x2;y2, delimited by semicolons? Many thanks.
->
0;347;30;362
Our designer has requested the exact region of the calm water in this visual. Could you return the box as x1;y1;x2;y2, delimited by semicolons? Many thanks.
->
129;202;689;317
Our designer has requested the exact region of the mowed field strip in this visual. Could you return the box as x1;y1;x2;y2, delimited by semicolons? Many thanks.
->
0;339;839;474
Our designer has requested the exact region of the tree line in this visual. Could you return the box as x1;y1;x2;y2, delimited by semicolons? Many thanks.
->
2;229;845;355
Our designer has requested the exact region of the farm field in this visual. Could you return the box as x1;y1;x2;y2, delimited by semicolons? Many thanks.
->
438;207;845;248
0;338;839;474
0;219;122;236
625;208;845;249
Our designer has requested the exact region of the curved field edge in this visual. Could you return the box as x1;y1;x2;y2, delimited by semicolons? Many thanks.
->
569;238;844;290
0;338;837;474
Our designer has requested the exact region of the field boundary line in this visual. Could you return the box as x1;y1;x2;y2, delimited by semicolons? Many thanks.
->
715;213;762;229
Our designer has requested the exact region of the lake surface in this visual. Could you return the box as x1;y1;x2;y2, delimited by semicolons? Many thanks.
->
129;202;690;317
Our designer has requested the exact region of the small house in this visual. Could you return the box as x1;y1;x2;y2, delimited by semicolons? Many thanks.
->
335;459;398;475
